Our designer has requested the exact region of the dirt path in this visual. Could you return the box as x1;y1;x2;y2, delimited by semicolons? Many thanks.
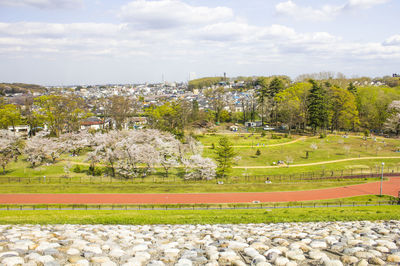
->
234;156;400;169
0;178;398;204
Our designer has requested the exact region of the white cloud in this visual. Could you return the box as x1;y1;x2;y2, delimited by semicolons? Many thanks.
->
0;0;83;9
275;1;341;21
383;35;400;46
0;0;398;84
275;0;390;21
119;0;233;29
347;0;390;9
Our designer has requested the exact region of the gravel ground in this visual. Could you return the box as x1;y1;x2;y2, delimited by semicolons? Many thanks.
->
0;221;400;265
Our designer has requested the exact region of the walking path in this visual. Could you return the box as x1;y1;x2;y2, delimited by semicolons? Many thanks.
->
204;136;309;148
0;177;399;204
234;156;400;168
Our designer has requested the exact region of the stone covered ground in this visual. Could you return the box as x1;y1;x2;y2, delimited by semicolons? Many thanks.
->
0;221;400;266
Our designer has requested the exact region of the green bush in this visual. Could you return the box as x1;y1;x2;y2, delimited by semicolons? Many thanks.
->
364;129;370;137
319;133;326;139
271;134;281;139
261;131;266;137
256;149;261;156
73;165;81;173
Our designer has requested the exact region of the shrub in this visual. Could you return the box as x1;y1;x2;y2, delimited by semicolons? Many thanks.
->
256;149;261;156
261;131;266;137
364;129;370;137
211;143;215;149
319;132;326;138
271;134;281;139
73;165;81;173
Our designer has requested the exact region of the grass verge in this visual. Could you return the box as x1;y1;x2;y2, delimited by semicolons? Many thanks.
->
0;206;399;224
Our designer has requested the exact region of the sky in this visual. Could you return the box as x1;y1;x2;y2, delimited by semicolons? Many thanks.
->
0;0;399;85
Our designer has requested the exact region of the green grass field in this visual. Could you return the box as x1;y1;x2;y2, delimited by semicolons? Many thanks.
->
0;205;399;224
1;133;400;194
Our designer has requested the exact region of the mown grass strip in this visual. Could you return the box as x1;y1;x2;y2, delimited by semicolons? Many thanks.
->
0;206;399;224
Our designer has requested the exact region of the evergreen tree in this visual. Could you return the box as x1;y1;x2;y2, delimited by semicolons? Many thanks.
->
256;77;269;125
307;80;329;133
268;77;284;97
347;82;357;94
215;136;236;179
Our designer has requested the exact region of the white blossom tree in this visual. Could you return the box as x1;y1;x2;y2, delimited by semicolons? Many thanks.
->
24;134;49;167
183;154;216;180
0;130;22;174
60;131;93;156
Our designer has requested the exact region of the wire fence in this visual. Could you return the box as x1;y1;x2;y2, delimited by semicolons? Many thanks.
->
0;200;398;211
0;167;398;184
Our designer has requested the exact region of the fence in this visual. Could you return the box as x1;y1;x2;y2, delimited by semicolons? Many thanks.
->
0;200;398;211
0;167;398;184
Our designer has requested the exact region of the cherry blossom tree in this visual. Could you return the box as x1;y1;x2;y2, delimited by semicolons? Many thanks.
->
0;130;22;174
24;134;49;167
85;148;101;176
60;131;93;156
183;154;216;180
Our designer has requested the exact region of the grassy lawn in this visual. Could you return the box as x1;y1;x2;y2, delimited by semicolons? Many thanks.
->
194;132;296;146
0;205;399;224
0;195;395;209
204;135;400;167
1;134;400;184
0;179;382;193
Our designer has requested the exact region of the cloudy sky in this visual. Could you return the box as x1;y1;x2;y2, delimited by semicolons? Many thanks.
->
0;0;399;85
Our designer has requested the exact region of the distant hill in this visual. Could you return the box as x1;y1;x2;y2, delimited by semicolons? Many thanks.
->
188;77;224;90
0;83;45;95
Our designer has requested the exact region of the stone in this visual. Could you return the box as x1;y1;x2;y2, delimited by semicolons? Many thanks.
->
309;251;328;260
69;255;84;263
100;261;117;266
340;255;358;264
255;262;272;266
109;248;125;258
219;251;240;263
132;244;148;252
375;246;389;253
175;258;193;266
310;241;327;249
244;247;259;258
90;256;110;263
67;248;80;256
82;246;102;255
164;248;180;259
228;241;249;250
354;251;374;259
76;259;90;266
250;242;269;251
232;260;246;266
387;254;400;263
0;251;19;258
286;250;305;261
274;256;289;266
323;260;343;266
2;256;24;266
368;257;385;265
356;259;368;266
37;255;54;263
252;255;267;264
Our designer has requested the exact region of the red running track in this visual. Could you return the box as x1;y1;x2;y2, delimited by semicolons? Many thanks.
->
0;178;399;204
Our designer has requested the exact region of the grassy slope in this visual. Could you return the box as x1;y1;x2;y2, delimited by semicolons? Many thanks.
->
1;206;399;224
